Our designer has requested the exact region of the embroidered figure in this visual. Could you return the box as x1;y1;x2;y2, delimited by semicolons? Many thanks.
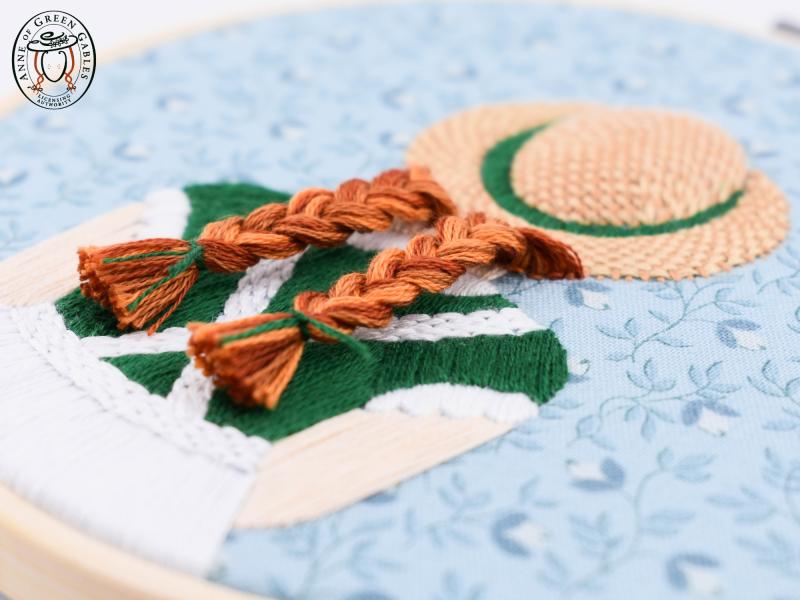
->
58;182;578;441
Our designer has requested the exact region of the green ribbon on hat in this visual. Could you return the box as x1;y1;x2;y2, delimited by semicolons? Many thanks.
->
481;125;743;238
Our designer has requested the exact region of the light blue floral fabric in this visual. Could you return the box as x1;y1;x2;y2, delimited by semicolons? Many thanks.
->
2;3;800;599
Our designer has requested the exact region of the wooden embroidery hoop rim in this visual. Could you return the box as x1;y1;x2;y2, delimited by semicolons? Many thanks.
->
0;485;262;600
0;2;795;599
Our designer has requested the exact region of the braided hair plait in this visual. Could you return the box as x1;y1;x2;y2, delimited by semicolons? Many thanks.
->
78;167;456;333
188;213;583;409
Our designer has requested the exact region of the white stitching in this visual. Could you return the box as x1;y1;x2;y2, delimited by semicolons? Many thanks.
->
365;383;539;422
355;307;543;342
7;304;267;470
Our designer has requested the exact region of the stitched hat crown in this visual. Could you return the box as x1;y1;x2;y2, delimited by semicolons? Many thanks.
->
511;109;747;227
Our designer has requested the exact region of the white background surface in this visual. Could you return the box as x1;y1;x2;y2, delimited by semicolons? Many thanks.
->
0;1;799;599
3;0;800;100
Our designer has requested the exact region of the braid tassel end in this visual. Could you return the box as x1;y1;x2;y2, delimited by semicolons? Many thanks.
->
79;239;204;333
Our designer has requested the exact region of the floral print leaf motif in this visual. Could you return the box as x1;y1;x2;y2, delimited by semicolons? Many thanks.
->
491;512;549;557
569;513;624;557
789;306;800;335
596;323;632;341
642;510;694;537
433;571;487;600
681;400;740;437
708;485;776;523
648;309;670;324
720;449;800;580
665;553;721;595
716;319;765;350
626;359;675;393
713;287;755;316
736;532;800;579
538;448;716;594
747;360;800;402
565;280;610;310
596;277;770;364
764;417;800;432
567;458;625;492
572;361;742;449
757;244;800;296
670;454;714;483
344;593;394;600
654;335;691;348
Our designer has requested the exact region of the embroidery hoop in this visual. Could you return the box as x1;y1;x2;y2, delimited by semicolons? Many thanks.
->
0;4;796;600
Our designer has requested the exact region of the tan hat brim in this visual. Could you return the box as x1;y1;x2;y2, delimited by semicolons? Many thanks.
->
407;103;789;279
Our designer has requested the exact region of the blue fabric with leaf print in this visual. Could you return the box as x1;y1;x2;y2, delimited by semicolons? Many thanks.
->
2;3;800;599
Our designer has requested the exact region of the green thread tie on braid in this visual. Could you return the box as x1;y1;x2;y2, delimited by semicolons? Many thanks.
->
110;240;206;312
221;309;375;363
101;247;198;264
481;126;744;237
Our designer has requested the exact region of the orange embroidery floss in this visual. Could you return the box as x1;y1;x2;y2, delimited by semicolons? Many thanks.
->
78;167;456;333
187;213;584;409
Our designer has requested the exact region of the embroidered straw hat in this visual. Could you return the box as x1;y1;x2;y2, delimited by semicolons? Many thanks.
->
407;103;790;279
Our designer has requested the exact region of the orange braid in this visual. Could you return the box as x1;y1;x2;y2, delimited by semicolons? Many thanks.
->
78;167;456;333
188;213;583;409
30;51;44;93
65;46;76;92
